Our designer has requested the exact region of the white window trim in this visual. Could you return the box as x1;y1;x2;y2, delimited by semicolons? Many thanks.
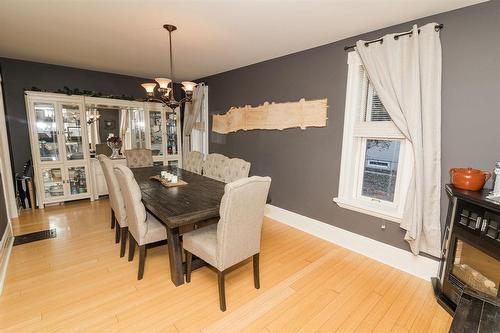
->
334;51;412;223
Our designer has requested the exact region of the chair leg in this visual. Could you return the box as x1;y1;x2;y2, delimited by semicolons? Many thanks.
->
138;245;146;280
253;253;260;289
185;250;192;283
218;270;226;311
115;223;121;244
128;231;135;262
111;209;115;229
120;227;128;258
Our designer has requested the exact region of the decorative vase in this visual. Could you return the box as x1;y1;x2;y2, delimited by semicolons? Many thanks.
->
107;141;122;159
110;146;120;159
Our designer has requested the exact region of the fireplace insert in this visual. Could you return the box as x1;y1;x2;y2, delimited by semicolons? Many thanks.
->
433;185;500;314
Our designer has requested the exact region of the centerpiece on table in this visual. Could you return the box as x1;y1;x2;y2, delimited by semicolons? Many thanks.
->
106;136;122;159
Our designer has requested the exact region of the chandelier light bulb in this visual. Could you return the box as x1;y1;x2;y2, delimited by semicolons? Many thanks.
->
155;78;172;89
181;81;197;92
141;83;157;94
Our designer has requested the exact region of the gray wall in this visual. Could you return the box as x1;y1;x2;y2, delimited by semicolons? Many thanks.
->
199;1;500;254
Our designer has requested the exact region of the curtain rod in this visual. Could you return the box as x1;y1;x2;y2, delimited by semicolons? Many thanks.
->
343;23;443;51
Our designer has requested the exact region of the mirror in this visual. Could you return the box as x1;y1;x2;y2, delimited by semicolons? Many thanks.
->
86;103;146;157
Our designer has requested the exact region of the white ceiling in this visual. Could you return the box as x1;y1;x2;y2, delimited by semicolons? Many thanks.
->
0;0;486;81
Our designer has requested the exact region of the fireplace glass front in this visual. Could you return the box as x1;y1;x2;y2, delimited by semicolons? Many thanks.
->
451;238;500;298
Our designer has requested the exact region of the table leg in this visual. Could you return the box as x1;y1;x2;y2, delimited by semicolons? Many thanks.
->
166;226;184;286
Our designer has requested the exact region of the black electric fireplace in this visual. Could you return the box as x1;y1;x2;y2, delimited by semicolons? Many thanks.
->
433;185;500;314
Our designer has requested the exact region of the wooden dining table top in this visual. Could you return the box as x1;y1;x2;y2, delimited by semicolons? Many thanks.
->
131;165;226;228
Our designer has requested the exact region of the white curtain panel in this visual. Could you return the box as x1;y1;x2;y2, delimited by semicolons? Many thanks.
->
356;23;442;256
182;83;206;157
119;108;129;148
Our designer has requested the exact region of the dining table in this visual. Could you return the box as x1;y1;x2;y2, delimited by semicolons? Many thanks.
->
131;165;226;286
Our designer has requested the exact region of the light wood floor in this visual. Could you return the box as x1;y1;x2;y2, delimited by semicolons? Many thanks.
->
1;199;452;332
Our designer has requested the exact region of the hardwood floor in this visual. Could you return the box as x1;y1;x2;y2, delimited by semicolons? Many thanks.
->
1;199;452;332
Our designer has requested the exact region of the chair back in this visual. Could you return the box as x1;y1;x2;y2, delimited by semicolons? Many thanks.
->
203;153;229;181
224;158;251;183
184;151;204;174
216;176;271;270
96;143;112;156
125;149;154;168
113;164;147;242
98;155;126;226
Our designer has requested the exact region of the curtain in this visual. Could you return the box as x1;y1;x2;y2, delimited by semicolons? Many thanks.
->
183;83;206;157
190;86;209;154
119;108;129;149
355;23;442;256
93;112;100;145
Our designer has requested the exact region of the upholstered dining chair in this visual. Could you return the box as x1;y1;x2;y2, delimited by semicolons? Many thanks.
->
98;155;128;257
224;158;251;183
183;176;271;311
202;153;229;181
114;164;168;280
183;150;204;174
124;148;154;168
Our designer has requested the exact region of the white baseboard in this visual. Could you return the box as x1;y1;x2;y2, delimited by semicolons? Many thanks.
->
265;204;439;281
0;223;14;295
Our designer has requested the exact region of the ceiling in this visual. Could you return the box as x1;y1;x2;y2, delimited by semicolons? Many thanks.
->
0;0;486;81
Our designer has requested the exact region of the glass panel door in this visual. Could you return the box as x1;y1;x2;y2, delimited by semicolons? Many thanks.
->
452;238;500;298
61;104;85;161
41;167;64;199
166;111;179;155
130;108;146;149
149;111;163;156
67;166;88;196
34;102;60;162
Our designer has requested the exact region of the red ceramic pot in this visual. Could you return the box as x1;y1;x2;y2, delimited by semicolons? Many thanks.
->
450;168;491;191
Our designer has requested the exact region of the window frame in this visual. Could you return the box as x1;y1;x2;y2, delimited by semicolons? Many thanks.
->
334;51;412;223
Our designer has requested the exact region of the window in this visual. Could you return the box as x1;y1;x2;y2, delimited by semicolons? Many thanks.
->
334;52;411;223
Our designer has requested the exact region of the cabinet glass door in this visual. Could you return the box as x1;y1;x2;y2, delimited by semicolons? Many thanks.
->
149;111;163;156
34;102;60;162
62;104;85;161
41;167;64;199
166;112;179;156
67;166;88;196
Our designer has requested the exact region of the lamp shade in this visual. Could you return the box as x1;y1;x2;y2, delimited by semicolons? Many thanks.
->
141;83;157;94
155;78;172;89
181;81;197;92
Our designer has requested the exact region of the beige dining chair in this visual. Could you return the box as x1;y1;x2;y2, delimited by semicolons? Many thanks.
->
184;151;204;174
114;164;168;280
124;148;154;168
98;155;128;257
223;158;251;183
202;153;229;181
183;176;271;311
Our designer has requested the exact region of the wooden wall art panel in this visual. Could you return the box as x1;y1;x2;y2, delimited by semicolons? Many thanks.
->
212;98;328;134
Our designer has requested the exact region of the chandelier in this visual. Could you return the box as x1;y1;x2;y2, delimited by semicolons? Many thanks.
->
141;24;196;110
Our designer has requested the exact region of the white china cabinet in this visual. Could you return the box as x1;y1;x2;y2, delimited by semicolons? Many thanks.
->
25;92;91;207
25;92;183;205
145;103;182;167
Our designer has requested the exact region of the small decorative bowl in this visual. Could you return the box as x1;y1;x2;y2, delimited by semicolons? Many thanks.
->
450;168;491;191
